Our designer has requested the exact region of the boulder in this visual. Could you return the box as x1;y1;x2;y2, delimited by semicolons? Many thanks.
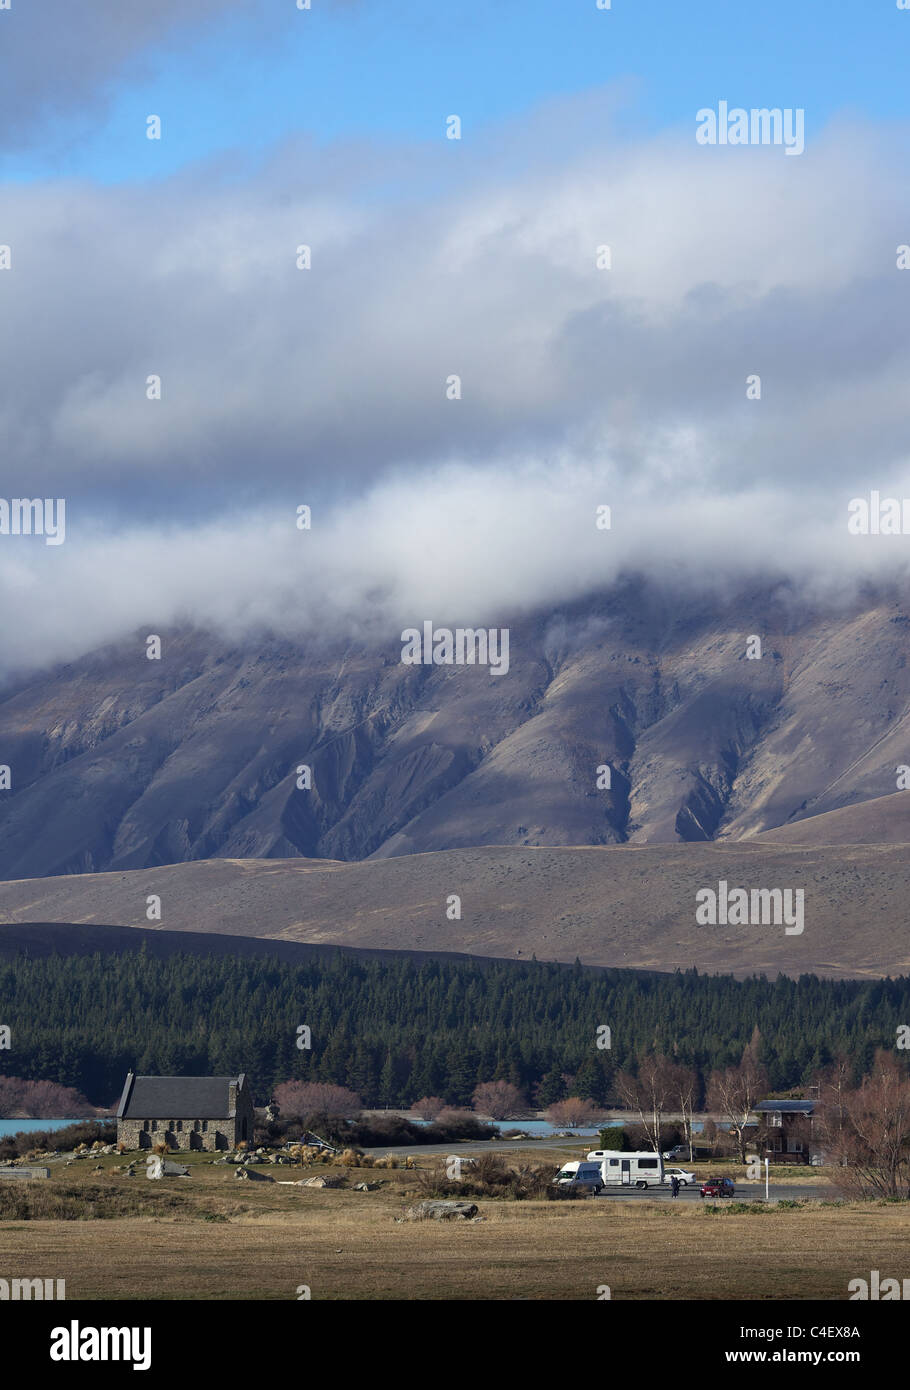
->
404;1200;479;1221
234;1166;273;1181
146;1157;190;1180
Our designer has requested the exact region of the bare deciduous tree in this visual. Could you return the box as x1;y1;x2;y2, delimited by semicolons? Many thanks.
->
666;1062;699;1162
472;1080;525;1119
819;1050;910;1199
412;1095;446;1121
273;1081;362;1120
615;1055;678;1152
0;1076;91;1119
545;1097;596;1129
707;1037;768;1162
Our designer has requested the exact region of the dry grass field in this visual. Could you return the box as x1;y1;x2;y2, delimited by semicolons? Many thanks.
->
1;1149;908;1300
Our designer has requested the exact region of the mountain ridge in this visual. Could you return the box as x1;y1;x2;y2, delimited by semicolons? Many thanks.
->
0;582;908;880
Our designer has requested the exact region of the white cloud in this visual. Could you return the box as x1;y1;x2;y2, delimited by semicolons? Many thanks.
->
1;103;910;675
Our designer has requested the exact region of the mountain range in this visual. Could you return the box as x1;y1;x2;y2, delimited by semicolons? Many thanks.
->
1;580;909;879
1;579;908;977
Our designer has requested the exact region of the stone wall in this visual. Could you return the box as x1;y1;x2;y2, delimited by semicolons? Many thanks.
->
117;1118;235;1152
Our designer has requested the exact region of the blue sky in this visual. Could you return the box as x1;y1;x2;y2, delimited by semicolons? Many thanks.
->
4;0;910;182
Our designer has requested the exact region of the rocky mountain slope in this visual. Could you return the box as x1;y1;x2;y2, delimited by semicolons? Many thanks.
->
0;581;909;880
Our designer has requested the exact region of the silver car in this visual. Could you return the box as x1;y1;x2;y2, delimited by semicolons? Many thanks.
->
662;1166;696;1186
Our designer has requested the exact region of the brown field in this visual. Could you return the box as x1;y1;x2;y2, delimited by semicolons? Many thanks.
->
1;1150;908;1300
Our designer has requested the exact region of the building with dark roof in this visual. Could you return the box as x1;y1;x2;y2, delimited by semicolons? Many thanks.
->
751;1098;819;1165
116;1073;254;1152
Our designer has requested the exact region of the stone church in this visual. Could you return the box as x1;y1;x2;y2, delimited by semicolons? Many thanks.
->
116;1073;254;1152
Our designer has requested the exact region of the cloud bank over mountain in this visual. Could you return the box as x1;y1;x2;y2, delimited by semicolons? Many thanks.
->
2;92;910;674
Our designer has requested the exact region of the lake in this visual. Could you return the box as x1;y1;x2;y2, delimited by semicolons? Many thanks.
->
493;1120;603;1137
0;1118;91;1138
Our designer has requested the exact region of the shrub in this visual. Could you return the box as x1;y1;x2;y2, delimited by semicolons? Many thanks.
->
598;1126;627;1151
344;1112;495;1148
344;1115;425;1147
435;1108;476;1129
414;1156;554;1201
505;1164;554;1200
545;1184;592;1200
429;1114;495;1143
414;1165;461;1198
466;1153;511;1187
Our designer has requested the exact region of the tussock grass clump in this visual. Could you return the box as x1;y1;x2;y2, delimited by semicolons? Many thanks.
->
339;1148;377;1168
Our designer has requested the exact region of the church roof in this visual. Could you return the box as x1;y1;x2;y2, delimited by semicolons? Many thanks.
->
116;1073;245;1120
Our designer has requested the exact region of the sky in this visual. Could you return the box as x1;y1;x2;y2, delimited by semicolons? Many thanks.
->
1;0;910;673
4;1;910;180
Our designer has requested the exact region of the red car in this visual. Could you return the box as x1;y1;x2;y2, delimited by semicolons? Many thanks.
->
699;1176;735;1198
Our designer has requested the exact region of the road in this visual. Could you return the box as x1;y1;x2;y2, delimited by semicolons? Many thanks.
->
591;1182;831;1202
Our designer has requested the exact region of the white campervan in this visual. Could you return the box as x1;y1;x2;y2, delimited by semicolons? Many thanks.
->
586;1149;665;1189
551;1160;605;1193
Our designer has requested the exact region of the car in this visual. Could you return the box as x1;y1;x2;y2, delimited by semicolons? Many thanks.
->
662;1146;686;1159
662;1166;696;1186
699;1175;735;1198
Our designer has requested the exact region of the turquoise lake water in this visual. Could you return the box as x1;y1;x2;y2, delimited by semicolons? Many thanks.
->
0;1118;91;1138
